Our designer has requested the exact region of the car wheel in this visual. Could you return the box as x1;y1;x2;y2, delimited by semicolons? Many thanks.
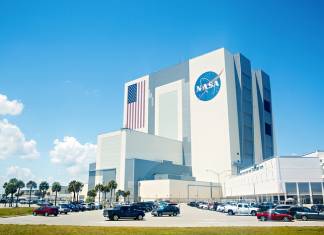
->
113;215;119;221
228;210;234;215
283;216;290;222
260;216;266;221
45;212;49;217
54;214;58;217
173;212;177;216
251;211;256;216
137;215;143;220
33;212;37;216
158;212;162;217
301;215;308;221
65;212;67;215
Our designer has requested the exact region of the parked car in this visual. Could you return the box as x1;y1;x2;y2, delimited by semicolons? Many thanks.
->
227;203;259;216
224;203;237;213
187;201;198;207
311;204;324;212
58;204;70;214
152;204;180;217
67;203;79;212
103;205;145;221
198;202;209;209
295;209;324;221
257;209;293;222
84;203;95;210
274;205;292;211
257;202;277;212
32;206;59;216
288;206;311;218
132;202;153;212
216;204;225;212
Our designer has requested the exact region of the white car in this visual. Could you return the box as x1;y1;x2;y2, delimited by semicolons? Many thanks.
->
227;203;259;216
216;204;225;212
224;203;237;213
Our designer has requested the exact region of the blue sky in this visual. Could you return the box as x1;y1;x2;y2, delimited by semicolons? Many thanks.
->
0;0;323;188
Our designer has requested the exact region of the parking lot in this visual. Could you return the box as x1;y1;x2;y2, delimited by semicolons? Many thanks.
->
0;204;323;227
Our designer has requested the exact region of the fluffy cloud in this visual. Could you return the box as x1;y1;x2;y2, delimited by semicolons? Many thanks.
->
0;94;24;116
6;165;36;182
0;119;39;160
49;136;96;178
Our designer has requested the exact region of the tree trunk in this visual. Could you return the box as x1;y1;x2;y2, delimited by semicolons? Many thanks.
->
98;191;101;204
29;189;32;207
10;193;14;207
73;192;76;202
55;191;57;206
16;188;20;207
110;191;112;206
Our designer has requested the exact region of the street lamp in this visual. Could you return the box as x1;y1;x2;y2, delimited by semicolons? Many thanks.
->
205;169;232;199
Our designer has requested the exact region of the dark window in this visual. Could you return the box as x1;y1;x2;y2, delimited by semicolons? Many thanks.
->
264;100;271;113
265;123;272;136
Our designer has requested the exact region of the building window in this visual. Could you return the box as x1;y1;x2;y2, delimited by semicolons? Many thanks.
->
265;123;272;136
312;195;324;204
298;182;310;195
285;183;297;194
264;100;271;113
300;195;311;204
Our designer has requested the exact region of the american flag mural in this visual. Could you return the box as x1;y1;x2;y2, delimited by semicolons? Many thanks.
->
125;80;146;129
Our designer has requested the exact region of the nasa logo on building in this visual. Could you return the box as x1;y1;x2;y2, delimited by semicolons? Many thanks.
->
194;70;222;101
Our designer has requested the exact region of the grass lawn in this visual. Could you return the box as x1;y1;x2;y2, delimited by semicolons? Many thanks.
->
0;207;34;218
0;225;323;235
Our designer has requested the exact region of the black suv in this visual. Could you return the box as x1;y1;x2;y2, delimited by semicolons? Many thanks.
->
288;206;310;218
132;202;154;212
151;204;180;217
103;205;145;221
311;204;324;212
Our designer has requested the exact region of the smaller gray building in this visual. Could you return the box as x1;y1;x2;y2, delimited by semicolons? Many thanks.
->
88;158;193;201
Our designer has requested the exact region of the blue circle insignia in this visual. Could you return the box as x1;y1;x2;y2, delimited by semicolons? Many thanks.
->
194;71;221;101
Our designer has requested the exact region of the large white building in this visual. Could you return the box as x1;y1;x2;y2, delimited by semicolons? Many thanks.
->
89;48;323;203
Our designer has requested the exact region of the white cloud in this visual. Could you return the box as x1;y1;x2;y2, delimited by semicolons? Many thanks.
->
0;94;24;116
6;165;36;182
0;119;40;160
49;136;96;180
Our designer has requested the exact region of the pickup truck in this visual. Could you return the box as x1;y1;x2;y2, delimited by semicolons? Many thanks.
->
103;205;145;221
227;203;259;216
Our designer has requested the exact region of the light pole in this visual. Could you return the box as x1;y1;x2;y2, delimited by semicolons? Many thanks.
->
205;169;232;199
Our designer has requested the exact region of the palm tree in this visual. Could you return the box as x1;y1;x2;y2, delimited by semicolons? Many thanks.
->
75;181;84;202
124;190;130;203
68;180;77;202
87;189;97;203
108;180;117;205
94;184;104;204
26;181;37;207
51;182;61;206
39;181;49;199
15;180;25;207
5;179;18;207
115;190;125;202
102;185;110;202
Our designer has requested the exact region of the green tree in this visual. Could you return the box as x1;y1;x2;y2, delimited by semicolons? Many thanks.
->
94;184;104;204
75;181;84;202
108;180;117;205
15;180;25;207
124;190;130;203
102;185;110;202
39;181;49;199
51;182;61;206
115;190;125;202
26;181;37;207
4;179;18;207
68;180;77;202
87;189;97;203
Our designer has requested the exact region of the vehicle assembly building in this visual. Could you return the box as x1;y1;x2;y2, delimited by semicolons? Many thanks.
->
89;48;324;204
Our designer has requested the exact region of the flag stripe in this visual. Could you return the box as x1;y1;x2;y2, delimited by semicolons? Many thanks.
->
126;80;146;130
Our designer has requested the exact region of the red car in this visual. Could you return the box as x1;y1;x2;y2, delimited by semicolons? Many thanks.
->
257;209;293;222
32;206;59;216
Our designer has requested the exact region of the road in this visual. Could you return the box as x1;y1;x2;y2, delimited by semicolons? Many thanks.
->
1;204;324;227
